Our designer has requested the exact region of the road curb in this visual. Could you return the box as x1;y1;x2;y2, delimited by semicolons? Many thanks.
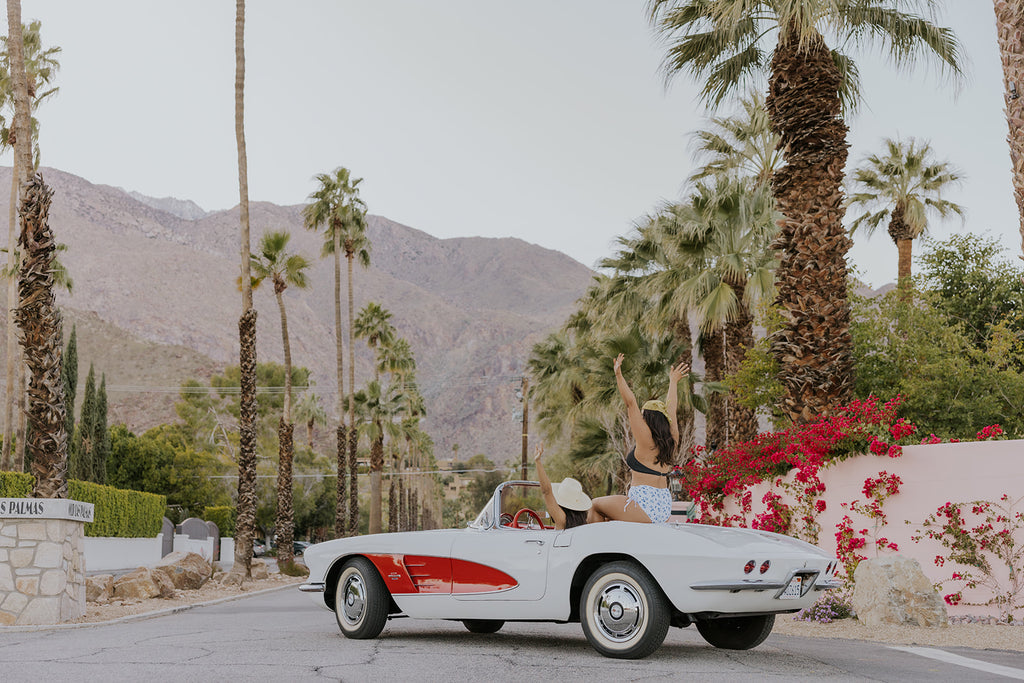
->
0;581;302;632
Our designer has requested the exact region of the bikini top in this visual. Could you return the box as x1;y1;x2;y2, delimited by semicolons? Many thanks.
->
626;448;670;478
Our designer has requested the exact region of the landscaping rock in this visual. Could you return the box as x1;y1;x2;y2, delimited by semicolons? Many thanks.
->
251;562;269;580
151;569;177;598
852;555;948;627
154;551;212;590
85;574;114;603
220;571;246;588
112;568;161;601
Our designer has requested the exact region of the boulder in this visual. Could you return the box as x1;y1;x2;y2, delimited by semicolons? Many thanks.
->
154;551;212;590
852;555;948;627
151;569;177;598
112;568;161;601
220;570;246;587
85;574;114;603
251;562;269;580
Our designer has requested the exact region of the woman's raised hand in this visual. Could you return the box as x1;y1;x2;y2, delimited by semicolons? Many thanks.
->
533;443;544;462
669;360;690;383
613;353;625;374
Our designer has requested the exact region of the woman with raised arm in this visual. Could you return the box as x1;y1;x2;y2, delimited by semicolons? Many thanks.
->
533;443;591;529
588;354;689;524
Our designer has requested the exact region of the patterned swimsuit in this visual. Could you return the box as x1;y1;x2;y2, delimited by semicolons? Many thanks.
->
624;448;672;523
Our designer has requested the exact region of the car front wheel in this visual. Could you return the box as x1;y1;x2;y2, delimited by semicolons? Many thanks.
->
334;557;390;639
696;614;775;650
462;619;504;634
579;561;669;659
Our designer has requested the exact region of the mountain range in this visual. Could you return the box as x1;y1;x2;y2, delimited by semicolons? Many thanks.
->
0;167;596;463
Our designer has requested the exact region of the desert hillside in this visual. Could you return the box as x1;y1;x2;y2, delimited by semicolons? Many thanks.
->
0;167;595;462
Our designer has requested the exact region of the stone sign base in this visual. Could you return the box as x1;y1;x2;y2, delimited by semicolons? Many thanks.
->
0;517;87;625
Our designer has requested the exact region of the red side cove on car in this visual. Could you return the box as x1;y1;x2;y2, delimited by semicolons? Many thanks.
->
300;481;839;659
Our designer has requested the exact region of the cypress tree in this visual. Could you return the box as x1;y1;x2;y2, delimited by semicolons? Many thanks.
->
92;373;109;484
72;363;96;482
60;325;78;462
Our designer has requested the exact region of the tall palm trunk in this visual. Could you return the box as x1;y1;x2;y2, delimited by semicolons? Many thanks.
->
766;27;854;424
886;203;915;296
274;286;294;565
332;230;346;537
233;0;258;577
723;281;758;443
346;253;358;536
3;156;19;471
994;1;1024;261
702;328;726;451
369;428;383;534
15;175;67;497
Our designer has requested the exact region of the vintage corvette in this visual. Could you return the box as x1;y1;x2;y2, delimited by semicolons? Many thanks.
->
300;480;840;659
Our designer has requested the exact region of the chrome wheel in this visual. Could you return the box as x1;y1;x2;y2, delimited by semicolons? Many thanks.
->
580;561;669;659
592;581;645;642
340;572;367;627
334;557;389;639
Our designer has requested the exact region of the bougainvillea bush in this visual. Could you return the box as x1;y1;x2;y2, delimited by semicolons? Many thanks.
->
912;495;1024;622
793;583;854;624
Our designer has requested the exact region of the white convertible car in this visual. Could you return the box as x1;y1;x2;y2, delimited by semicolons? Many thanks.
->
301;481;840;659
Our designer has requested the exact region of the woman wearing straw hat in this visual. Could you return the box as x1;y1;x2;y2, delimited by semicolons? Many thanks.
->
587;353;688;524
534;443;591;529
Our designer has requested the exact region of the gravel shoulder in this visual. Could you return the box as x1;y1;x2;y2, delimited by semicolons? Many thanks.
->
771;615;1024;652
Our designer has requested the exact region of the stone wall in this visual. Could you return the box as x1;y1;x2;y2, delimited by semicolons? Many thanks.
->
0;518;86;625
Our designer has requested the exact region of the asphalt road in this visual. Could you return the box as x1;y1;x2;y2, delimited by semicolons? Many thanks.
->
1;588;1022;682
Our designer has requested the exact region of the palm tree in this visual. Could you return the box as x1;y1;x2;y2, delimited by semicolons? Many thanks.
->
354;302;395;383
649;0;963;424
992;1;1024;263
293;390;326;451
251;229;310;566
302;166;365;537
689;90;781;187
5;4;67;497
673;179;778;445
354;380;403;534
232;0;259;576
848;138;964;291
0;19;60;472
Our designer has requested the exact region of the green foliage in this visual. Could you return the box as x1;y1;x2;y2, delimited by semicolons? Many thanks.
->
107;424;232;519
0;471;164;538
728;333;784;426
61;325;77;452
203;505;236;537
917;234;1024;349
70;364;96;482
93;375;109;485
851;289;1024;438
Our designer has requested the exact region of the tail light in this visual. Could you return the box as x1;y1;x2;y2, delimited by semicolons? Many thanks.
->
759;561;770;574
743;560;755;574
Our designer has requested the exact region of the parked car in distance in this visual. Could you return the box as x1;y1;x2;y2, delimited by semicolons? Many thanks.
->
293;541;311;556
253;539;266;557
300;480;840;659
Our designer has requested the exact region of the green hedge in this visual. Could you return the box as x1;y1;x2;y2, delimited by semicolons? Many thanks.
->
1;472;165;538
203;506;236;536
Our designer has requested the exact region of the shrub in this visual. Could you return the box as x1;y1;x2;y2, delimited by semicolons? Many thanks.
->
203;505;236;536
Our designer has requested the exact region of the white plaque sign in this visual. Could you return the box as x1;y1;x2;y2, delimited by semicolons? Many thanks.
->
0;498;95;522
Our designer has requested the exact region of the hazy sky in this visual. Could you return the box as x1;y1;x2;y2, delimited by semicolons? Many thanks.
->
17;1;1021;288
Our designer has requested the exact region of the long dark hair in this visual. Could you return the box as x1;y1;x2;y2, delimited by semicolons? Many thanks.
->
643;409;676;467
561;506;588;529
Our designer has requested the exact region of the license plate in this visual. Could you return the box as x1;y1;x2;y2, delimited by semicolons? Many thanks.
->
779;576;803;599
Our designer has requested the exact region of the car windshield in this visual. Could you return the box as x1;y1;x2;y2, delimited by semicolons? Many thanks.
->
469;481;550;530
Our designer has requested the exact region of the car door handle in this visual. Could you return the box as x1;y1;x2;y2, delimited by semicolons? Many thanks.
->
524;539;544;546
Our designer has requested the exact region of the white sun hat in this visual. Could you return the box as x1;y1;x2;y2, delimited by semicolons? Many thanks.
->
552;477;591;511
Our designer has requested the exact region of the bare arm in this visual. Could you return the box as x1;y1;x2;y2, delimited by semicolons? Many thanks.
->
615;353;653;450
533;443;565;529
666;360;689;449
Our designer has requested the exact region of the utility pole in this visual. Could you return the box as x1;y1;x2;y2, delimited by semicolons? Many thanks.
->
520;376;529;480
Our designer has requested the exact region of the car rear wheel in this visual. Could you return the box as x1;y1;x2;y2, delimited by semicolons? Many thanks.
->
579;561;669;659
334;557;389;639
696;614;775;650
462;619;505;634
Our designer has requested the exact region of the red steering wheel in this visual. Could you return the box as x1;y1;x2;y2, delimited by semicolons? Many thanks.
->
512;508;544;529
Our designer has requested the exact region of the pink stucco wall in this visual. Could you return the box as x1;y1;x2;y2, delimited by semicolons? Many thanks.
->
720;439;1024;618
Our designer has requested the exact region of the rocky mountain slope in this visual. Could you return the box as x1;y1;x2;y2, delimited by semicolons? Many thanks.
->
0;167;595;462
